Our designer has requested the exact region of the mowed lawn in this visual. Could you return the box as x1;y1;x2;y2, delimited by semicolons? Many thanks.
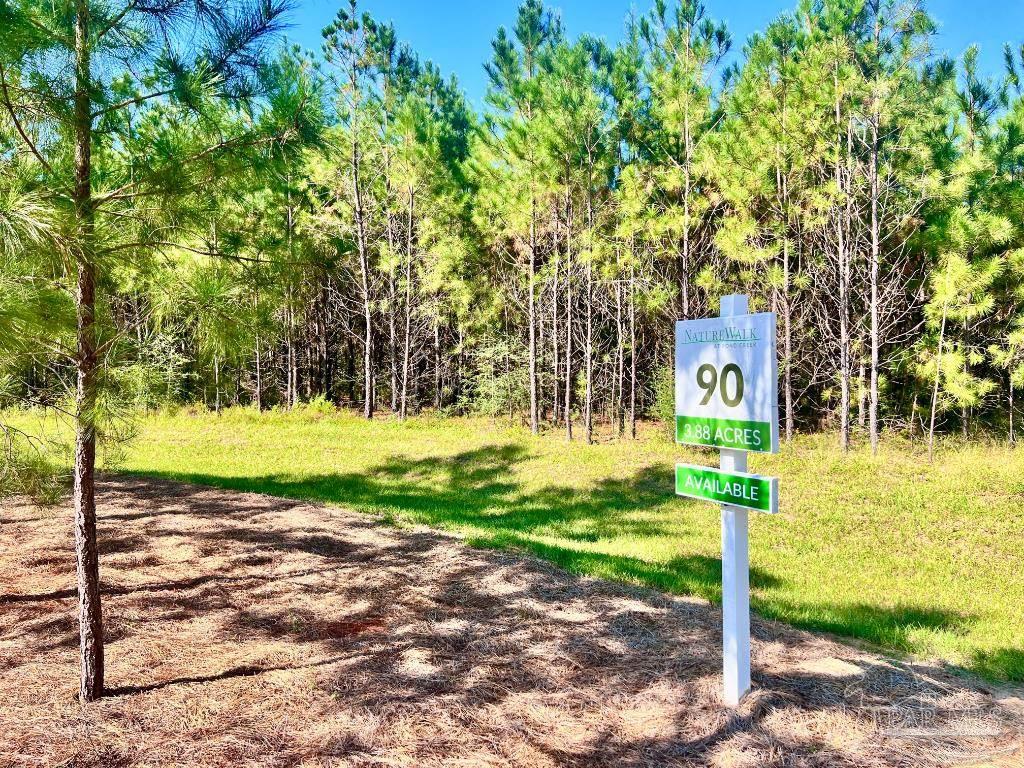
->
19;407;1024;681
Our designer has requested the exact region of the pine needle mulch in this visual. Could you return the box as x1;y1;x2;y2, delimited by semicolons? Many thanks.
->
1;476;1022;768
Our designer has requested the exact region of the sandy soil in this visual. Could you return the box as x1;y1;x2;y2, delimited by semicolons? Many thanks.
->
1;475;1022;767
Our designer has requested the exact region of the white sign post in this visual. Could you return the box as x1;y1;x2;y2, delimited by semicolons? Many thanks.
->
674;294;779;707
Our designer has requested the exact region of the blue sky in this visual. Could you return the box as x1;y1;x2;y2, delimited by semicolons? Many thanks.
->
281;1;1024;106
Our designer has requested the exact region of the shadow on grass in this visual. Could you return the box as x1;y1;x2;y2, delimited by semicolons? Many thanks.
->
5;470;1020;767
115;442;1001;679
127;443;686;547
971;647;1024;682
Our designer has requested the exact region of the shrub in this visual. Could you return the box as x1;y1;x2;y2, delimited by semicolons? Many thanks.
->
0;426;67;505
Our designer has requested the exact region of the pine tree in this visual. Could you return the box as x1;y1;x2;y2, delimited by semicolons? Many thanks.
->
0;0;293;700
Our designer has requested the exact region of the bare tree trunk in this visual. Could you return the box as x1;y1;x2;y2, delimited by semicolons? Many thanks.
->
583;180;594;445
782;237;793;442
384;163;398;412
255;334;262;410
679;252;690;319
214;354;220;413
400;189;414;421
345;333;355;404
284;292;292;407
615;278;625;437
868;17;882;455
345;50;375;416
349;64;373;420
838;273;850;450
835;76;851;452
290;304;299;408
73;0;103;703
399;272;412;420
528;207;538;434
858;360;866;428
552;217;560;426
434;320;442;410
584;258;593;444
681;79;692;322
564;191;574;441
928;307;947;462
1010;377;1016;446
389;275;398;412
629;261;637;439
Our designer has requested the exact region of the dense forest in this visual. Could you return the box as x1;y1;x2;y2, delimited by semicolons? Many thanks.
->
3;0;1024;454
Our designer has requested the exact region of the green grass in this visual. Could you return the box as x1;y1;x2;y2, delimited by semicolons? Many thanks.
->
12;406;1024;681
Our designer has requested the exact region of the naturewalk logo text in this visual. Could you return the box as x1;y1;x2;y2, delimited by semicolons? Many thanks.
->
681;325;759;346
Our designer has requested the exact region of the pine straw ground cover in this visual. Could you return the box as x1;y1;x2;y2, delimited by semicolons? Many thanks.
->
1;477;1022;768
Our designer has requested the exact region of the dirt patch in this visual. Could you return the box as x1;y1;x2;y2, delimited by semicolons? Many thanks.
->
1;475;1021;767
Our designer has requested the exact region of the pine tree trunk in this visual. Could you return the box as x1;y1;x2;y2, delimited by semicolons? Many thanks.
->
858;359;866;427
284;293;292;408
583;181;595;445
564;189;573;441
838;274;850;450
1010;377;1015;446
629;261;637;439
928;308;947;462
681;85;692;321
358;258;372;419
400;190;414;421
73;0;103;703
528;208;538;434
584;257;593;444
390;274;398;412
565;273;573;441
909;393;918;440
782;238;793;441
552;220;560;426
255;334;262;410
615;278;625;437
835;79;851;452
384;112;399;414
565;198;573;442
346;334;355;404
868;18;882;455
434;320;442;410
349;66;373;420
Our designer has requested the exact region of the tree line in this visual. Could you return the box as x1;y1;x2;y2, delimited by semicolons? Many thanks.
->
5;0;1024;451
2;0;1023;699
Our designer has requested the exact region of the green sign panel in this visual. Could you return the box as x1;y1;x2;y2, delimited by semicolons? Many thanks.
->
676;415;772;452
675;463;778;514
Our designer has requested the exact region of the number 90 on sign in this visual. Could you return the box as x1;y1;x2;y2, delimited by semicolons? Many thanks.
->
697;363;744;407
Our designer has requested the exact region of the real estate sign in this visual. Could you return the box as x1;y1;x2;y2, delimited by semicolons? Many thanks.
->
675;463;779;514
673;296;781;708
675;312;779;453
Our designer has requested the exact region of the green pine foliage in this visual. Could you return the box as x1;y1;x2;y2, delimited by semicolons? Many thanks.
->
3;0;1024;456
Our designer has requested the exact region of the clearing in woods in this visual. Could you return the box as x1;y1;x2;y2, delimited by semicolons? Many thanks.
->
1;476;1022;766
88;408;1024;681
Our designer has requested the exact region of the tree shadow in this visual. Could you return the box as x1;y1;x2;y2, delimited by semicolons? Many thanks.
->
118;444;987;670
3;474;1020;767
755;597;977;659
123;443;682;543
971;647;1024;682
106;655;349;697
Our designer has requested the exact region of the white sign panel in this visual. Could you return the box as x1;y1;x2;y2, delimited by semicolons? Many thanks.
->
675;312;779;453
